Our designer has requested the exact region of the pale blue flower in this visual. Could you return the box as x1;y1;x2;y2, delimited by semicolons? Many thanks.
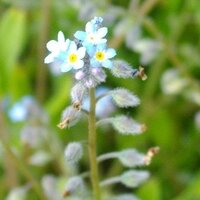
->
44;31;70;64
8;102;27;122
59;41;86;72
82;87;115;118
8;96;34;122
89;44;116;68
91;16;103;25
74;17;108;46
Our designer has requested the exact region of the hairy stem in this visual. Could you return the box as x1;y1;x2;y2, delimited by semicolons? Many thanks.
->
88;87;101;200
100;176;120;187
97;152;118;163
139;0;159;17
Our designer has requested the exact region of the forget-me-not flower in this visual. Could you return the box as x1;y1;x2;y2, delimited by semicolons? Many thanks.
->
45;31;86;73
59;41;86;72
90;44;116;68
8;96;34;122
45;16;117;86
44;31;70;64
74;17;108;46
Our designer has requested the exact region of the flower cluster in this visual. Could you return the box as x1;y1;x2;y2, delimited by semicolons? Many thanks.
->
44;17;153;200
45;17;116;87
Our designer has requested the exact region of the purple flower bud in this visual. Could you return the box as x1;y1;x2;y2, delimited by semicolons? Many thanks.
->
91;67;101;75
75;70;85;80
85;79;93;88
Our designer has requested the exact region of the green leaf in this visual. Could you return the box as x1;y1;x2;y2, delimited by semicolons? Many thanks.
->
110;88;140;108
0;9;26;95
98;115;146;135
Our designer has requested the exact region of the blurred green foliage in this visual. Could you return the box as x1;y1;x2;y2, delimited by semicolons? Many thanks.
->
0;0;200;199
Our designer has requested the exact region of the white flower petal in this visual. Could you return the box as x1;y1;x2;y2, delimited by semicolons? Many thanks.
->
73;60;84;69
86;21;95;33
44;53;54;64
69;41;77;53
77;47;86;59
74;31;86;41
99;38;107;44
97;27;108;38
58;31;65;44
106;48;116;59
102;60;112;68
60;63;73;72
91;58;101;67
60;40;69;52
46;40;58;52
64;39;70;50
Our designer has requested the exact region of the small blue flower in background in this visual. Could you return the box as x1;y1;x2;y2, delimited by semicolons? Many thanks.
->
74;17;108;47
59;41;86;72
91;17;103;25
8;96;34;122
82;87;115;118
89;44;116;68
44;31;70;64
8;102;27;122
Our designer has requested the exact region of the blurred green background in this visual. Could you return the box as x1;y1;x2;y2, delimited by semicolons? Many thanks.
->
0;0;200;199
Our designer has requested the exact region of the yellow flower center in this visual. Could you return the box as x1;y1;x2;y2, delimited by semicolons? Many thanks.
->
69;53;77;63
95;51;105;61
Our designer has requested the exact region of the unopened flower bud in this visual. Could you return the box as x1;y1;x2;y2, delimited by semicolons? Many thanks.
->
57;106;82;129
29;151;52;166
85;79;93;88
91;67;101;75
75;70;85;80
161;69;188;95
64;142;83;164
41;175;59;200
71;83;87;105
63;176;84;197
6;186;29;200
93;68;107;84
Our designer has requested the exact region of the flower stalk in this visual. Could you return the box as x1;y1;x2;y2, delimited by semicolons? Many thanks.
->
88;87;101;200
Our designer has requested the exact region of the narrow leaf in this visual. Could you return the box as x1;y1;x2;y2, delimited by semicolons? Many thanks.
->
110;88;140;108
110;115;146;135
111;60;137;78
0;9;26;95
120;170;150;188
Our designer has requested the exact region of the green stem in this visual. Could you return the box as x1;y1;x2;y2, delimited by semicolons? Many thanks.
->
36;0;51;103
139;0;159;17
88;87;101;200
